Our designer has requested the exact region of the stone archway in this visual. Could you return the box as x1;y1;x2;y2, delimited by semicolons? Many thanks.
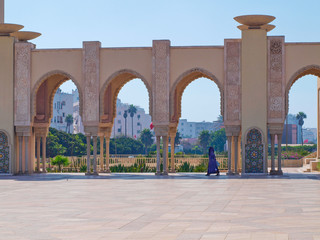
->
170;68;223;124
0;130;10;174
100;69;152;125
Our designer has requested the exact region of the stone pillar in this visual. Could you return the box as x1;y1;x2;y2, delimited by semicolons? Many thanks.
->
100;135;104;172
18;136;23;174
93;136;98;175
170;135;175;173
227;136;233;175
86;135;91;175
162;136;168;175
317;79;320;159
105;137;110;173
25;136;29;173
270;134;276;174
42;136;46;173
277;134;283;175
36;136;41;173
156;136;161;175
234;136;239;175
0;0;4;24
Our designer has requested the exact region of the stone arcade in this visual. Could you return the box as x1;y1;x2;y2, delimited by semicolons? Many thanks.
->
0;5;320;176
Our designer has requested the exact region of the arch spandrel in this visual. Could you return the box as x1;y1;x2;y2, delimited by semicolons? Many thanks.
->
285;64;320;116
169;68;224;123
100;69;153;125
31;70;83;124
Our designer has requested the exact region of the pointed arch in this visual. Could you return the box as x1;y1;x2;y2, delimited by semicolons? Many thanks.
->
0;129;11;174
285;64;320;115
31;70;83;123
100;69;152;124
170;67;224;123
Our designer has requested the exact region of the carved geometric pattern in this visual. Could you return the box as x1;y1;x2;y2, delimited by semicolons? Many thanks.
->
152;40;170;123
245;128;264;173
225;40;241;123
268;37;284;122
15;43;32;125
83;42;100;123
0;131;9;174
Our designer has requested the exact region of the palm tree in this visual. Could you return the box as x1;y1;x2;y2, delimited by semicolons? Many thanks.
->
65;114;73;133
128;105;137;137
199;130;211;153
296;112;307;145
123;110;128;137
137;114;141;132
140;129;154;155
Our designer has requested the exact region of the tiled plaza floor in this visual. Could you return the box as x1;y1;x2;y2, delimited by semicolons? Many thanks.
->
0;168;320;240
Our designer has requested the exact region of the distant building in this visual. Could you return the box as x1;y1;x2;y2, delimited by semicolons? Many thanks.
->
178;119;223;138
72;89;84;134
303;128;317;143
111;99;152;138
50;88;74;133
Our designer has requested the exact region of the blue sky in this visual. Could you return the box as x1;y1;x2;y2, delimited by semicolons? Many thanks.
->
7;0;320;127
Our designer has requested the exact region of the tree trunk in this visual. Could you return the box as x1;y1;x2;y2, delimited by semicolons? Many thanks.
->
132;117;134;137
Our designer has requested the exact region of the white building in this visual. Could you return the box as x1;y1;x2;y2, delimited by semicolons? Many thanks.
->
111;99;152;138
178;119;223;138
72;89;84;134
50;88;74;133
303;128;317;143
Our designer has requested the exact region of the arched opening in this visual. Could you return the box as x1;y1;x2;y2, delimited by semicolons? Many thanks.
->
32;71;84;173
169;68;225;173
99;70;153;173
284;65;319;164
0;130;10;174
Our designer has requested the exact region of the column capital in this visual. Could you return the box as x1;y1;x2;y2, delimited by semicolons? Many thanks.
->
225;125;241;137
268;123;284;135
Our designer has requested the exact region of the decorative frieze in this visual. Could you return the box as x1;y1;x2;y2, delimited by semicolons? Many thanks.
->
224;39;241;125
15;42;33;126
268;36;285;121
152;40;170;124
82;41;100;124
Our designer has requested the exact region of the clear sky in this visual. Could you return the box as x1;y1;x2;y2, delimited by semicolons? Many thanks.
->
7;0;320;127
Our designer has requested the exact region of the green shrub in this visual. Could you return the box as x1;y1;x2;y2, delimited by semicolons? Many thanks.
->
79;165;87;172
51;155;70;172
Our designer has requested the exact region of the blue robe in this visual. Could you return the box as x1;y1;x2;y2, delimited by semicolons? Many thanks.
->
207;147;219;175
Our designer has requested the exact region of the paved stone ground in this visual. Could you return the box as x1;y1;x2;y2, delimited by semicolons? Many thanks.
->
0;168;320;240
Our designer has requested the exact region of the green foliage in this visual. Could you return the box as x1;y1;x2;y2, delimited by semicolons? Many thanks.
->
139;129;154;155
79;165;87;172
296;112;307;145
109;136;144;154
199;130;211;153
110;162;155;173
128;105;137;137
177;162;194;172
47;128;86;158
317;162;320;171
51;155;70;172
210;128;227;153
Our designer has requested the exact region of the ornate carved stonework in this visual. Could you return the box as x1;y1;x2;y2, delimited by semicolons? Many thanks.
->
15;42;33;126
152;40;170;124
82;41;100;124
224;40;241;125
268;37;285;123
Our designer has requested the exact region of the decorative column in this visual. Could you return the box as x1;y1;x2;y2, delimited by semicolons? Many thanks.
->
234;136;239;175
170;135;175;173
105;137;110;173
100;135;104;172
156;136;161;175
18;136;23;174
93;136;98;175
86;135;91;175
42;135;46;173
277;134;283;175
25;136;29;174
36;136;41;173
162;136;168;175
270;134;276;174
227;136;233;175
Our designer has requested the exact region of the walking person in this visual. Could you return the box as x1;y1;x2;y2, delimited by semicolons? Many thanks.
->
206;147;220;176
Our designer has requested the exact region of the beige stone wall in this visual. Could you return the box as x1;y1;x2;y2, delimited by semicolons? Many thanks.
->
285;43;320;87
170;47;224;89
0;37;14;173
100;48;152;89
31;49;82;91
